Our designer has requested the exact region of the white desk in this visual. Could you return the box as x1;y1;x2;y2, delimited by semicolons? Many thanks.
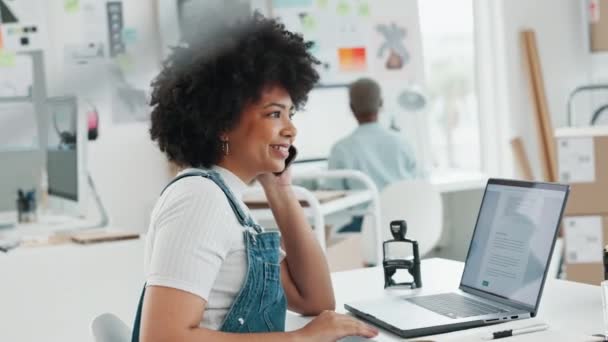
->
291;258;605;341
0;239;146;342
0;240;603;341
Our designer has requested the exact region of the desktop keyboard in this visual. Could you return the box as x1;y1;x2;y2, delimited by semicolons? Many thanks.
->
407;293;508;319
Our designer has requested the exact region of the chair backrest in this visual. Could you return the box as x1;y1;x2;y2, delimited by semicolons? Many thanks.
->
91;313;132;342
374;180;443;258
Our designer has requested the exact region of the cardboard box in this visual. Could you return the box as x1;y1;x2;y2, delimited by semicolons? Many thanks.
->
563;215;608;285
556;127;608;216
590;0;608;52
565;263;603;285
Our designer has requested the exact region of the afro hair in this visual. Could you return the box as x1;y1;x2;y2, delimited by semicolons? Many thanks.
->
149;11;320;168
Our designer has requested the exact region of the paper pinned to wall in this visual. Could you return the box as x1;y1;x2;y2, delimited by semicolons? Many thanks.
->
0;54;33;97
64;43;105;66
557;137;596;183
266;0;424;86
81;0;107;51
0;0;49;52
564;216;603;264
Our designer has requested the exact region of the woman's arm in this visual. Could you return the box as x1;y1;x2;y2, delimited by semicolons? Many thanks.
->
140;286;375;342
259;174;335;315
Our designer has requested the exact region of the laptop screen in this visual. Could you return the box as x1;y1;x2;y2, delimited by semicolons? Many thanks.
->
460;180;568;308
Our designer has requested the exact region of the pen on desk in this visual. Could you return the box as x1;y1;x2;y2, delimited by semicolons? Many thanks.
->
482;323;549;340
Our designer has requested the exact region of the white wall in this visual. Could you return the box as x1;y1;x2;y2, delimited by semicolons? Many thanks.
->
481;0;591;179
30;0;601;231
592;56;608;81
292;87;357;161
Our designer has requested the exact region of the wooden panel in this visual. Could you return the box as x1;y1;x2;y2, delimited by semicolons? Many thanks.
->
510;137;534;181
521;30;558;182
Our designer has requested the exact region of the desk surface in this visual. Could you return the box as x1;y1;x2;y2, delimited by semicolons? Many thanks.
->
1;240;600;341
305;259;604;341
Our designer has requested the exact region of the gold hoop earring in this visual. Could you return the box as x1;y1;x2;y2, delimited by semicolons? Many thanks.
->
221;141;230;156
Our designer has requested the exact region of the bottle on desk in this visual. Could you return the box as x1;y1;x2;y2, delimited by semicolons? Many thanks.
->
601;249;608;342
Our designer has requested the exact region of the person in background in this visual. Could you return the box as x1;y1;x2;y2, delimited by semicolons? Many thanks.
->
133;12;378;342
327;77;418;233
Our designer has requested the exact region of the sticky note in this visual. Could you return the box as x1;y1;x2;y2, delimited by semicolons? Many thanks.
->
358;3;370;17
0;50;16;67
300;13;316;31
338;47;366;71
115;53;134;71
337;1;350;15
122;28;137;45
64;0;80;13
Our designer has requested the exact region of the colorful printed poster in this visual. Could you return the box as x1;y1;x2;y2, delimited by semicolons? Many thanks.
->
269;0;422;86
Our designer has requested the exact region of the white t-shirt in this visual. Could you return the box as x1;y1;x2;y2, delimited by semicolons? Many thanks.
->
144;166;284;329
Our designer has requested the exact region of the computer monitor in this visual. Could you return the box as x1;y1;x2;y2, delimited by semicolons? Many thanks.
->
46;96;87;218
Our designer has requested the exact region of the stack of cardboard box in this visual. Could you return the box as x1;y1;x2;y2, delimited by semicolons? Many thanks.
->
556;127;608;285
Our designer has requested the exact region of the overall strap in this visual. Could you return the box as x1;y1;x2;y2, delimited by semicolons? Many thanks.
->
161;170;261;232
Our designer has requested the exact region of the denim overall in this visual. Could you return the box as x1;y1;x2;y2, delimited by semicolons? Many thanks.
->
131;170;286;341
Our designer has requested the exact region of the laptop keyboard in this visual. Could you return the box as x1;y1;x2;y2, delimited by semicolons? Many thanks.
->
406;293;508;319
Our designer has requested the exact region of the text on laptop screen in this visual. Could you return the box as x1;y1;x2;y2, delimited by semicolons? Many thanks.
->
461;183;566;307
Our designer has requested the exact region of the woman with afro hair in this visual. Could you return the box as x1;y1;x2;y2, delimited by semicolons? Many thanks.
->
131;12;378;342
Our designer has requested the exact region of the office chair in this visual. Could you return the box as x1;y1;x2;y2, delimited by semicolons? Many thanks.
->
362;180;443;264
91;313;131;342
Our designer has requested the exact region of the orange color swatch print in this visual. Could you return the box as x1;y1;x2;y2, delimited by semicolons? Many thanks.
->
338;47;366;72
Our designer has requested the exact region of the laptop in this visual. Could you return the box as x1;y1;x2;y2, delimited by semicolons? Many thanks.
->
345;178;569;338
